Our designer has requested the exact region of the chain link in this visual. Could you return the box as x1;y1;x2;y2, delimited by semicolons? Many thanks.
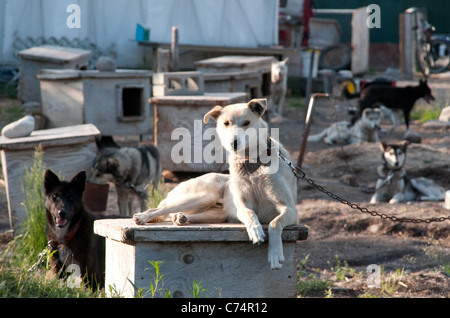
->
277;151;450;224
28;240;54;272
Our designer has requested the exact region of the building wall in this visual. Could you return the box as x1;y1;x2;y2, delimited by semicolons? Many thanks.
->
314;0;450;70
0;0;278;68
315;0;450;43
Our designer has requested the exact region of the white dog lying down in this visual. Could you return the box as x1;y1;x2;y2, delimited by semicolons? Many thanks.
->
308;108;381;145
134;99;299;270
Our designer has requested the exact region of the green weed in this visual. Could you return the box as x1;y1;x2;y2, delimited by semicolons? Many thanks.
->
189;280;207;298
5;146;47;268
297;274;332;297
145;179;167;209
328;254;355;281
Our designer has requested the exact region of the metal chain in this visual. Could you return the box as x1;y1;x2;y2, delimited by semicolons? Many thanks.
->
28;240;54;272
277;151;450;224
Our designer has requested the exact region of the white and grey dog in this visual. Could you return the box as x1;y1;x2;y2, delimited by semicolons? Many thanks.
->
269;58;289;115
134;99;299;269
370;141;445;203
308;108;381;145
91;146;162;216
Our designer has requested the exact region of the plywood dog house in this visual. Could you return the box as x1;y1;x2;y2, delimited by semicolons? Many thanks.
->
17;45;92;103
37;69;153;136
195;55;273;99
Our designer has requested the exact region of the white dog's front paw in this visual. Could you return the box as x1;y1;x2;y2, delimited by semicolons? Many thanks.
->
268;239;284;270
133;212;147;225
246;223;265;244
171;212;189;226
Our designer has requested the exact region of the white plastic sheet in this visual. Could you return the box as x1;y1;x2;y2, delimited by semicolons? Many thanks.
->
0;0;278;67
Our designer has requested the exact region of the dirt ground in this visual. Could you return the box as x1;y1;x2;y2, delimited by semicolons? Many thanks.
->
272;74;450;298
0;73;449;298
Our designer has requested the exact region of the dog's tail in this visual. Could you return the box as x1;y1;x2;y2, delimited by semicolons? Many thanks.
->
307;129;328;142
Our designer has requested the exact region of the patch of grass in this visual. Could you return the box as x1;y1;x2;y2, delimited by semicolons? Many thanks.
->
328;254;355;281
297;254;332;297
5;146;47;268
410;93;448;123
0;82;18;99
358;291;379;298
297;274;332;297
411;107;442;123
423;234;449;263
145;179;167;209
380;267;406;296
0;266;102;298
286;96;306;109
0;103;24;124
357;266;407;298
297;253;310;277
442;262;450;276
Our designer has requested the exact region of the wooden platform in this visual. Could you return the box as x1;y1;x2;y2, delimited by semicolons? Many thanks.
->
94;219;308;298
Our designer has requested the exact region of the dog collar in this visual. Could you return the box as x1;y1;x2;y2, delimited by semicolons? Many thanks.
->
233;137;273;161
232;138;274;174
65;221;81;244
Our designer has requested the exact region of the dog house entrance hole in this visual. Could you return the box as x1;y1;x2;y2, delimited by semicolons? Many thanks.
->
119;86;145;121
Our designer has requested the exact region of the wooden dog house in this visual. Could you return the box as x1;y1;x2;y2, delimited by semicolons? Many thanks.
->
195;56;273;99
37;69;153;136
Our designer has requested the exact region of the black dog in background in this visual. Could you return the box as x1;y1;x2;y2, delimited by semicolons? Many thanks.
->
353;79;435;130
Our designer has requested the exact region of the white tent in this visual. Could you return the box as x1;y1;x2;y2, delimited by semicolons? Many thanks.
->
0;0;279;67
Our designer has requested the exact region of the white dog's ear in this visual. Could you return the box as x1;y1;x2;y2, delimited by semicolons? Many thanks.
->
203;105;223;123
247;99;266;117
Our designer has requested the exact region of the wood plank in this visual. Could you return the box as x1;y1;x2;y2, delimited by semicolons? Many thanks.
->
94;219;308;244
37;69;153;80
351;7;370;75
17;45;92;64
150;92;248;107
137;41;297;56
0;124;101;150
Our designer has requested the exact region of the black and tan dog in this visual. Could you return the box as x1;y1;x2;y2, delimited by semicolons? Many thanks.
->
44;170;108;289
355;79;435;130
